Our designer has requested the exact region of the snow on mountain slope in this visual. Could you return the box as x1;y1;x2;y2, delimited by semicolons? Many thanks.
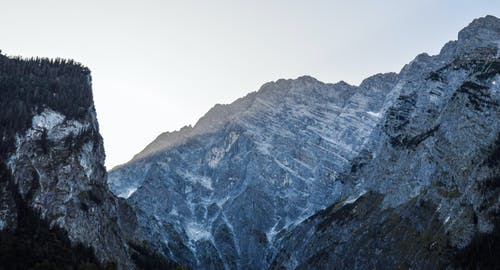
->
109;73;398;268
270;15;500;269
109;15;500;269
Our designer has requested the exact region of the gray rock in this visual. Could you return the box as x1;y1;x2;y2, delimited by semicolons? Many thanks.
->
110;15;500;269
6;99;136;269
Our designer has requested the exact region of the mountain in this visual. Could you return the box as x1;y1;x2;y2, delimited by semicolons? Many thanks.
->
0;55;134;269
109;72;399;268
0;54;178;269
109;15;500;269
270;15;500;268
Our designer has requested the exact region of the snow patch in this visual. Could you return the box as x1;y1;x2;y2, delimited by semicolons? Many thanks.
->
25;109;89;141
367;111;382;118
32;109;65;130
266;222;280;242
444;216;451;223
207;132;240;168
343;190;367;205
169;208;178;216
181;171;213;190
119;187;138;198
216;196;231;207
208;147;225;168
186;222;211;242
51;120;87;141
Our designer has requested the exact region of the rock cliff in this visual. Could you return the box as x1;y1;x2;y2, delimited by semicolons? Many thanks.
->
109;15;500;269
0;55;136;269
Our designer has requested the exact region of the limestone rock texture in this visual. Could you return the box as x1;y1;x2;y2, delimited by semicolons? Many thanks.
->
0;56;136;269
109;16;500;269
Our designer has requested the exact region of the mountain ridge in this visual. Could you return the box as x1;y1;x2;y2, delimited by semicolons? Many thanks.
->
108;15;500;269
111;73;396;172
0;53;181;269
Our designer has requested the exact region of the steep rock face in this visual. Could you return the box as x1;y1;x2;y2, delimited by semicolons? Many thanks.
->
0;55;135;269
270;15;500;269
7;109;135;268
110;57;400;268
110;15;500;269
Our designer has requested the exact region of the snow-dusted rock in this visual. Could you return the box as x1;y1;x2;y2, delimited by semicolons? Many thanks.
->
7;106;136;269
109;70;401;269
110;15;500;269
270;15;500;269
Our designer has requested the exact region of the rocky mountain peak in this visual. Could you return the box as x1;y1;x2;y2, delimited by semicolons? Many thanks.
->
437;15;500;58
458;15;500;45
109;16;500;269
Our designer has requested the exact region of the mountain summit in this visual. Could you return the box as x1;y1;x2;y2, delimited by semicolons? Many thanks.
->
109;16;500;269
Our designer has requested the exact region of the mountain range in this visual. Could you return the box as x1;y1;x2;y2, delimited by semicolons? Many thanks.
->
0;15;498;270
109;15;500;269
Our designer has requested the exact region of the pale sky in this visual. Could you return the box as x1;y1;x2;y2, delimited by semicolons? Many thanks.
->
1;1;499;168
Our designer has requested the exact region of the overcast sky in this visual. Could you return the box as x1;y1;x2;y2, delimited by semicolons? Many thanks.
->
1;1;499;168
